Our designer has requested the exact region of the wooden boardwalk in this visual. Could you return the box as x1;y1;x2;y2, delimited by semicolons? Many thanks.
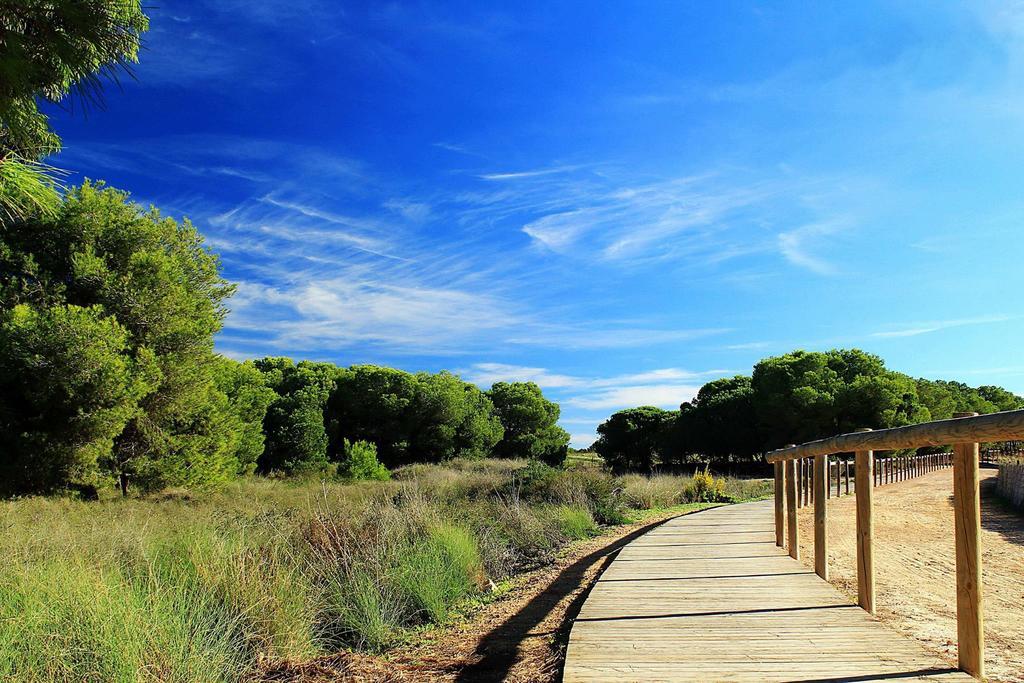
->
564;500;975;682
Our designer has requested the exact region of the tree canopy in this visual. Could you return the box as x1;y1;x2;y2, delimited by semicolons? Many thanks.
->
594;406;676;473
487;381;570;465
595;349;1023;473
0;182;240;494
0;1;149;220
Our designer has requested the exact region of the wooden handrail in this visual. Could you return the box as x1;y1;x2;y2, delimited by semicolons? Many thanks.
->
769;410;1023;680
766;408;1024;463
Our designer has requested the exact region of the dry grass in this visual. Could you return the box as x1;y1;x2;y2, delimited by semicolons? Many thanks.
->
0;460;766;682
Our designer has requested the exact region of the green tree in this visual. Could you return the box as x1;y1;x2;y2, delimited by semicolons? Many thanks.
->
594;406;676;473
213;357;276;475
254;358;335;474
328;365;419;466
409;371;503;461
327;366;503;466
0;303;154;495
751;349;925;449
1;182;236;493
672;375;761;463
976;385;1024;412
0;1;149;220
487;381;570;465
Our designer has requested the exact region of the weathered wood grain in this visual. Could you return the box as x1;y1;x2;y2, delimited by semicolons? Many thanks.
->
766;409;1024;463
563;501;973;682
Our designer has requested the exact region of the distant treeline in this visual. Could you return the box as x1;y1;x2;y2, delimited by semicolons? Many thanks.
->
594;349;1024;473
0;185;569;497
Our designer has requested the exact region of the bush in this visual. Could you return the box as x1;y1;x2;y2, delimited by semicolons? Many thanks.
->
620;474;684;509
552;505;599;539
397;524;482;623
337;440;390;482
683;467;728;503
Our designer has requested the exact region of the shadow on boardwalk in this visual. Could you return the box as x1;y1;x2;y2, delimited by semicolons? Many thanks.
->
452;515;678;683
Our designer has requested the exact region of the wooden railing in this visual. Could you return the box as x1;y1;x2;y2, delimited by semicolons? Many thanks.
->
767;408;1024;680
787;451;953;511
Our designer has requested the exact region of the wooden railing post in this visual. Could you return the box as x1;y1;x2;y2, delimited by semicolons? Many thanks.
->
952;412;984;679
774;461;785;548
785;455;799;560
855;429;875;614
814;453;828;580
826;460;832;499
845;458;851;495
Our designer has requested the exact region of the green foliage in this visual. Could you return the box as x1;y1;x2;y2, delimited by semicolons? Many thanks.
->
328;365;503;466
751;349;925;449
0;1;149;220
594;406;676;473
255;358;334;474
600;349;1022;472
337;440;391;482
397;524;482;623
213;358;276;475
0;303;154;495
683;467;728;503
487;381;570;465
552;505;599;539
0;156;61;221
409;371;504;461
669;375;760;464
0;182;237;494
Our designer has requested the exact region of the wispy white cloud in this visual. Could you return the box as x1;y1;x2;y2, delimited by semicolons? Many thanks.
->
462;362;724;413
480;165;581;181
566;383;701;410
778;219;847;275
870;315;1015;338
726;341;773;350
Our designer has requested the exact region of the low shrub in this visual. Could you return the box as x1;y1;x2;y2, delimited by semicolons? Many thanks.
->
683;467;728;503
337;440;391;482
552;505;599;539
620;474;684;509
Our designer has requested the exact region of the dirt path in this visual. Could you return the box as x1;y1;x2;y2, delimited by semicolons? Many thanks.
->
796;468;1024;683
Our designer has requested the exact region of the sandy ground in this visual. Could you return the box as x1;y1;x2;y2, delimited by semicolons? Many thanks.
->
261;507;703;683
796;468;1024;683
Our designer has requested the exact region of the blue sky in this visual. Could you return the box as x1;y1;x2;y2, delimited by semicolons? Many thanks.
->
49;1;1024;446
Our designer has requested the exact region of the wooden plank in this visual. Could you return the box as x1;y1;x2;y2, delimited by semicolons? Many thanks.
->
564;500;974;682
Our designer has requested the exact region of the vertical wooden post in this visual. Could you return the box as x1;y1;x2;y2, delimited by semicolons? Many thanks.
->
953;413;984;679
774;461;785;548
809;458;815;504
801;459;808;507
845;458;851;495
785;456;799;560
826;459;832;499
855;429;875;614
814;453;828;580
795;459;802;509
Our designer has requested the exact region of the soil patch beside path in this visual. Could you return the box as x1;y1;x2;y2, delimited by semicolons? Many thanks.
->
796;468;1024;683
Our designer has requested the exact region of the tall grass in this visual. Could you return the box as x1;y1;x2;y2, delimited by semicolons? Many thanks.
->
0;460;768;680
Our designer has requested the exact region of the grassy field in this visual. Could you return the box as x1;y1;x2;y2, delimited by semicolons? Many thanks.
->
0;459;770;682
